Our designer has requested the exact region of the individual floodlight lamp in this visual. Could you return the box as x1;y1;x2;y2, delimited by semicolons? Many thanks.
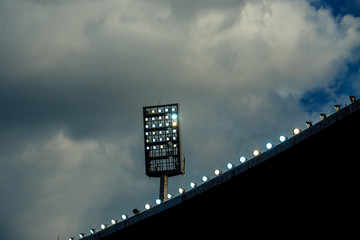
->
143;103;185;203
320;113;326;119
334;105;341;111
306;122;312;127
111;219;118;225
202;175;210;182
90;228;96;234
178;188;186;194
293;128;301;135
279;136;287;142
252;149;261;156
100;224;107;230
121;214;128;220
69;237;75;240
239;156;246;163
214;169;222;176
133;209;141;215
190;182;198;188
156;198;162;205
79;233;86;238
227;162;234;169
145;203;151;210
265;143;273;150
167;193;174;199
349;96;356;103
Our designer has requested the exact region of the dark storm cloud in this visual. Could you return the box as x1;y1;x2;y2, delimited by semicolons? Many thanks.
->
0;1;360;240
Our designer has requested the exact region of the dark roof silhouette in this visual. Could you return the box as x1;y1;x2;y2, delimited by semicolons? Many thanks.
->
82;99;360;239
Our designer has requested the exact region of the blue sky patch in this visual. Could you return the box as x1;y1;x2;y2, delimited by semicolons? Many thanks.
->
310;0;360;17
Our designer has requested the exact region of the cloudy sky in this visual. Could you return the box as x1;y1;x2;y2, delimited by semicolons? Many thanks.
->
0;0;359;239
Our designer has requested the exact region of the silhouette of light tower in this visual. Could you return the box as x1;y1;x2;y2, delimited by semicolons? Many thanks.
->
143;103;185;202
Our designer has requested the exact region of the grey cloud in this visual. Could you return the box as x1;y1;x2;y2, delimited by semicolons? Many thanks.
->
0;1;359;239
166;0;245;24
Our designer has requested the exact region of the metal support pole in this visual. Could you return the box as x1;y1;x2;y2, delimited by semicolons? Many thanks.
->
159;175;168;202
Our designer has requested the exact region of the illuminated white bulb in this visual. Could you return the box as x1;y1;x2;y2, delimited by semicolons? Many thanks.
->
252;150;261;156
279;135;286;142
202;175;210;182
214;169;222;176
190;182;198;188
293;128;301;135
266;143;273;149
227;162;234;169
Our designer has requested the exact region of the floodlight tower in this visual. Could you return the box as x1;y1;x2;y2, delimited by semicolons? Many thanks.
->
143;103;185;202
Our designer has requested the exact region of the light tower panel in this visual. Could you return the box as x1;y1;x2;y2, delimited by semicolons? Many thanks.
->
143;103;184;177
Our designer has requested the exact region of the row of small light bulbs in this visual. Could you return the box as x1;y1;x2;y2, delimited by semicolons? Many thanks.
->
70;129;298;240
70;96;357;240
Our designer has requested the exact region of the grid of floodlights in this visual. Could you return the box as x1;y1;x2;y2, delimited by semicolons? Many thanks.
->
72;96;357;240
143;103;184;177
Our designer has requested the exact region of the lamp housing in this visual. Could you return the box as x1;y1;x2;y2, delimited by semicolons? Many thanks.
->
143;103;184;177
